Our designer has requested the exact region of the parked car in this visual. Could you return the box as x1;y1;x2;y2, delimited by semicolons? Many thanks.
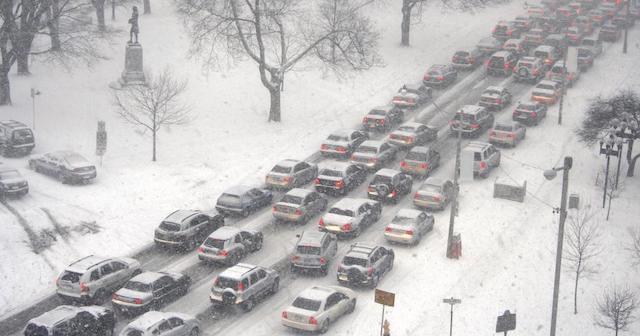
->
118;311;200;336
367;168;413;204
320;129;369;158
476;36;503;55
599;23;621;41
337;243;394;288
532;80;562;104
422;64;457;88
392;84;432;109
581;37;603;57
546;60;580;87
272;188;328;223
154;210;225;250
513;56;546;83
589;9;607;26
449;105;495;138
512;101;548;125
478;86;512;111
502;38;526;56
56;255;142;304
489;122;527;147
29;151;96;184
400;146;440;178
265;159;318;190
566;26;584;45
215;186;273;217
197;226;263;265
318;198;381;237
577;47;595;71
281;286;356;334
314;161;367;196
361;105;404;132
349;140;397;171
492;20;523;40
111;271;191;316
290;231;338;275
513;15;532;31
23;306;115;336
463;141;501;178
574;15;594;34
486;50;518;76
451;49;484;70
413;177;454;210
388;122;438;147
0;168;28;198
209;263;279;311
0;120;34;156
523;28;547;48
384;209;434;245
533;45;561;69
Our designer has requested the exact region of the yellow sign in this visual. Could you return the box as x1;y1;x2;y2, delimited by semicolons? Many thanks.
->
375;289;395;307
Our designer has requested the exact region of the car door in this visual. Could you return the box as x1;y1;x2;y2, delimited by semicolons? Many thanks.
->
357;203;370;227
41;154;58;174
153;276;174;302
248;188;265;208
189;215;208;241
248;271;264;298
165;317;188;336
324;293;342;320
297;162;313;183
379;248;393;272
98;262;118;291
334;292;350;315
154;320;173;336
240;231;255;252
110;261;130;287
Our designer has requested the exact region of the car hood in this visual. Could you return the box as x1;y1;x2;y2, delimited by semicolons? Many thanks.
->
1;177;26;185
114;288;153;301
323;213;354;225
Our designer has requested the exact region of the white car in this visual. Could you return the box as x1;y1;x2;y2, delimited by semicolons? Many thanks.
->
119;311;200;336
384;209;434;245
281;286;357;334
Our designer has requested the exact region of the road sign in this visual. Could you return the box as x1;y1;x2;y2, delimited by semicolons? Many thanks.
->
96;121;107;156
375;289;395;307
442;297;462;305
496;310;517;333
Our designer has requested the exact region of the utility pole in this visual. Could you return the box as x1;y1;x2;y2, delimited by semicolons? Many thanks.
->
558;28;568;125
30;88;40;130
623;0;630;54
446;121;462;258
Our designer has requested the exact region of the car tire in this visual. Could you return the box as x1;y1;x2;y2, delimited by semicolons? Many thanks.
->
253;238;263;252
319;319;330;334
353;226;361;237
241;208;250;217
241;297;255;312
186;238;197;251
189;328;200;336
347;299;356;314
93;289;109;305
370;274;380;289
320;265;328;276
57;172;67;184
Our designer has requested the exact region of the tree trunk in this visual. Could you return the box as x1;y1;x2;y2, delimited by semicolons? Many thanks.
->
48;0;61;50
16;52;30;75
143;0;151;14
268;87;281;122
0;68;12;105
95;0;106;31
573;268;579;314
112;0;116;20
152;115;157;161
627;153;640;177
401;1;412;46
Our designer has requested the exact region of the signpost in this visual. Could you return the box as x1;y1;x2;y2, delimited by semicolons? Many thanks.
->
96;121;107;166
496;310;517;336
375;289;395;336
442;297;462;336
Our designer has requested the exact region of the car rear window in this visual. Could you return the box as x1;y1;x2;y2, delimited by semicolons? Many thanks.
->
397;125;416;132
517;104;535;111
296;245;321;255
204;237;226;249
551;66;564;74
328;134;348;142
427;70;441;76
342;256;368;267
392;216;416;225
537;83;555;91
489;58;504;67
292;297;322;311
60;271;82;283
372;175;392;185
271;165;292;174
216;276;240;290
328;208;354;217
405;152;427;161
319;169;343;178
369;109;386;116
518;61;532;68
24;323;48;336
12;129;33;140
495;124;513;132
218;194;242;206
123;281;151;292
454;51;469;57
355;146;378;154
280;195;303;205
420;184;442;193
159;221;181;232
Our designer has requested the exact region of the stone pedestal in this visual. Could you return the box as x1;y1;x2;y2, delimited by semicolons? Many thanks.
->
120;43;145;85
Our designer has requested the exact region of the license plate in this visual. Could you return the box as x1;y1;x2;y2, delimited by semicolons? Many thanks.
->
338;275;349;281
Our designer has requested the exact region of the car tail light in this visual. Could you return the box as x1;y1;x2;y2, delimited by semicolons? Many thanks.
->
320;257;327;265
80;283;89;294
492;27;496;33
283;176;292;183
480;161;487;169
318;218;325;227
368;187;375;192
424;75;431;80
295;209;302;216
400;161;407;167
367;267;374;276
282;311;288;319
134;298;143;305
390;190;397;198
433;195;442;202
406;137;414;144
335;180;345;189
413;192;420;199
55;277;59;286
507;133;515;138
321;144;329;150
470;124;480;129
531;112;537;119
377;119;385;125
390;134;398;139
490;131;496;137
238;281;245;292
197;247;204;253
406;229;414;235
363;117;368;123
336;146;346;153
496;99;502;104
314;178;320;184
112;293;118;300
369;158;378;163
504;63;510;70
272;206;278;212
213;277;219;286
385;227;392;232
545;58;552;65
291;255;300;261
342;223;352;231
437;76;444;81
309;316;318;325
420;163;428;169
533;69;539;75
218;250;229;256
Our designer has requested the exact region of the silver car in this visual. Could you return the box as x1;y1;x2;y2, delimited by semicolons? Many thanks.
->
118;311;200;336
463;141;501;178
23;305;115;336
349;140;397;170
413;177;455;210
265;159;318;190
384;209;434;245
281;286;356;334
388;122;438;147
488;122;526;147
112;271;191;316
290;231;338;275
197;226;263;265
28;150;97;184
209;263;279;311
318;198;381;238
56;255;142;304
272;188;328;223
320;129;368;158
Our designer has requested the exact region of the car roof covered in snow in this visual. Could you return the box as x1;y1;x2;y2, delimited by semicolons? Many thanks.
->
222;185;253;196
535;45;555;53
319;161;353;173
537;80;559;87
464;141;492;152
397;121;425;130
421;177;447;189
374;168;400;178
208;226;241;240
329;129;357;137
0;120;30;130
129;271;173;285
485;86;505;93
345;242;377;258
331;198;373;213
297;286;336;302
219;263;258;280
284;188;313;198
163;210;198;224
409;146;430;154
394;209;423;219
275;159;300;168
126;311;171;330
296;231;328;247
359;140;385;148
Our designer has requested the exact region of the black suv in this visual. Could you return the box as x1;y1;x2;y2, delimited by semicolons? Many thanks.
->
23;305;115;336
0;120;35;157
154;210;225;250
449;105;494;138
0;168;29;199
315;162;367;196
337;243;394;288
423;64;457;88
367;168;413;204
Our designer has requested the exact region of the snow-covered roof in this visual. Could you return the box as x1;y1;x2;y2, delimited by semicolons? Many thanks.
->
421;177;446;189
359;140;384;148
375;168;401;178
395;208;423;219
485;86;505;93
208;226;241;240
127;311;167;330
219;263;256;280
398;121;424;130
275;159;300;168
319;161;352;172
491;50;511;58
130;271;166;285
409;146;430;154
223;185;252;196
164;210;197;224
329;129;356;138
67;255;109;272
459;105;484;115
332;198;371;213
464;141;491;152
519;56;539;63
535;45;555;53
298;286;335;301
297;231;327;247
284;188;312;198
30;306;80;326
538;80;559;87
0;120;30;130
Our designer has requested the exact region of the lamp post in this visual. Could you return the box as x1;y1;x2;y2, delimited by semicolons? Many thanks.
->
623;0;630;54
610;114;639;178
557;26;568;125
544;156;573;336
30;88;41;130
446;117;463;259
599;132;621;208
442;297;462;336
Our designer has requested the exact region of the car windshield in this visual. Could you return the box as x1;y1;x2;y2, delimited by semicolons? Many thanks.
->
12;129;33;140
517;104;535;111
454;113;475;123
218;194;242;206
204;237;226;249
216;277;239;290
123;329;144;336
328;208;354;217
328;134;348;142
0;170;20;179
405;152;427;161
296;245;321;255
271;165;292;174
280;195;303;205
372;175;392;185
537;83;556;91
578;48;590;57
292;297;322;311
159;221;181;232
495;124;514;132
392;215;416;225
369;109;386;116
420;184;442;193
397;125;416;132
59;271;82;283
123;281;151;292
319;169;343;178
355;146;378;154
63;153;89;167
342;256;368;267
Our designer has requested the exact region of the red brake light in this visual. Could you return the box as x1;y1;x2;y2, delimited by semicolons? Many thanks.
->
470;124;480;129
213;277;219;286
318;218;325;227
320;257;327;264
238;281;245;292
321;144;329;150
406;229;414;235
385;227;392;232
134;298;143;305
295;209;302;216
291;255;300;261
390;190;397;198
283;176;292;183
377;119;385;125
437;76;444;81
197;247;204;253
420;163;428;169
367;267;374;276
112;293;118;300
218;250;228;256
490;131;496;137
480;161;487;169
272;206;278;212
531;112;537;118
336;180;345;189
80;283;89;294
336;146;346;153
309;316;318;325
314;178;320;184
433;195;442;202
406;137;414;143
363;117;368;123
400;161;407;167
496;99;502;104
342;223;352;231
282;311;288;319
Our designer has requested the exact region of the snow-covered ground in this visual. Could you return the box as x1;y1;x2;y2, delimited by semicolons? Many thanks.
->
1;0;640;335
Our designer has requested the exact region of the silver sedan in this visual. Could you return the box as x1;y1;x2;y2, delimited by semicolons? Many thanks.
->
281;286;356;334
384;209;434;245
118;311;200;336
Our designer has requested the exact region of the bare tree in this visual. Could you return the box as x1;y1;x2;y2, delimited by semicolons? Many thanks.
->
563;205;602;314
143;0;150;14
627;227;640;267
595;284;638;336
113;69;191;162
176;0;380;122
401;0;425;46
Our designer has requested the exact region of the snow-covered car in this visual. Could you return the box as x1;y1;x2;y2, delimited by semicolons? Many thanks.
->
56;255;142;304
522;28;546;48
566;26;584;45
486;50;518;77
0;120;35;156
118;311;200;336
577;47;595;72
531;80;562;105
349;140;398;171
0;168;28;198
533;45;560;69
413;177;455;210
501;38;526;57
337;243;394;288
513;56;546;83
581;37;603;57
265;159;318;190
598;23;621;42
215;185;273;217
422;64;457;88
290;231;338;275
281;286;356;333
197;226;263;265
361;105;404;132
488;122;527;147
574;15;594;35
384;209;434;245
388;122;438;147
111;271;191;316
512;101;548;125
209;263;279;311
546;60;580;87
272;188;328;223
367;168;413;204
400;146;440;178
449;105;495;138
451;49;484;70
492;20;522;40
392;84;432;109
320;129;369;158
154;210;224;250
28;150;96;184
476;36;502;55
24;305;115;336
463;141;501;178
318;198;381;237
314;161;367;196
478;86;512;111
513;16;532;31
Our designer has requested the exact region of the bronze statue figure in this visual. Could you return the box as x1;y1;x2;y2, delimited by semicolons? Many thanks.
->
128;6;139;44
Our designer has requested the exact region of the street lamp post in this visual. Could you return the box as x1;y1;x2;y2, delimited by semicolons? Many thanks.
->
610;115;639;181
544;156;573;336
558;26;568;125
599;133;621;208
442;297;462;336
623;0;630;54
30;88;41;130
446;118;462;258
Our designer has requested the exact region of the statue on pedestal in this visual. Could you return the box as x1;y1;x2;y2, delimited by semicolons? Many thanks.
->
128;6;139;44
